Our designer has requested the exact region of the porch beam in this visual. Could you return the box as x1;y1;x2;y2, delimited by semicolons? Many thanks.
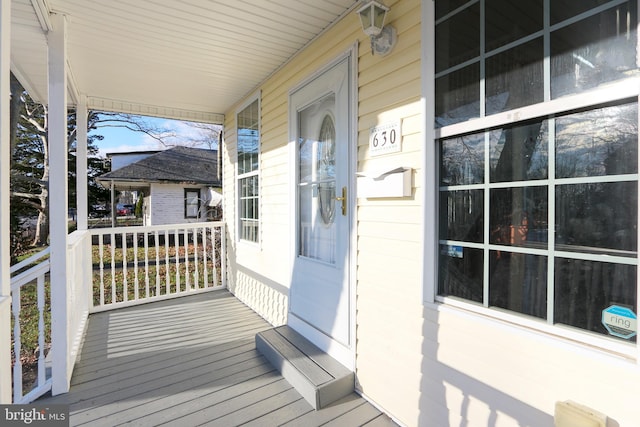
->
30;0;53;32
47;12;70;395
76;95;88;231
87;97;225;125
0;0;12;404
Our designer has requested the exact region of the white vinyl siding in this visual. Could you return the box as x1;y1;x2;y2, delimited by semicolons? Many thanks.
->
354;0;426;424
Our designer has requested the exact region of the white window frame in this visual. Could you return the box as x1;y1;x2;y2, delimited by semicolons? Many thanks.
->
422;0;640;360
236;95;261;245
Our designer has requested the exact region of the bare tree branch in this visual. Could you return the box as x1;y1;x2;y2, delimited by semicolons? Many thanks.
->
93;112;178;146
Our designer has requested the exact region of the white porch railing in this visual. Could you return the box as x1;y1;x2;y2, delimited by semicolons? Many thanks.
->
9;248;52;404
9;221;226;403
63;230;93;391
89;222;226;312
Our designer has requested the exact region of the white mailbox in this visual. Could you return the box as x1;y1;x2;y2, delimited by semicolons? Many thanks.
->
357;167;412;198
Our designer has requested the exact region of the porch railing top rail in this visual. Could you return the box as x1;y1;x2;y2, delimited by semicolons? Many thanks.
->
86;221;224;235
10;247;50;276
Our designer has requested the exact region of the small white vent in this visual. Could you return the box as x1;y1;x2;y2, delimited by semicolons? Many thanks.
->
555;401;607;427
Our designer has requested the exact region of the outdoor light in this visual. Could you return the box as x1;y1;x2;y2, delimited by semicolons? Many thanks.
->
356;0;396;56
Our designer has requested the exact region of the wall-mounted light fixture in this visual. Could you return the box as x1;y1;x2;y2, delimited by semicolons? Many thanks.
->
356;0;396;56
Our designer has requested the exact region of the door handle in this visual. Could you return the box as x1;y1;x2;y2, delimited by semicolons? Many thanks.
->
335;186;347;216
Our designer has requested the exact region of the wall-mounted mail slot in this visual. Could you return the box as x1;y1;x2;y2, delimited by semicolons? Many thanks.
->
356;167;412;198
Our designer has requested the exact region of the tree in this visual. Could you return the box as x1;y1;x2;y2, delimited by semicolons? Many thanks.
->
68;112;111;211
9;84;109;252
11;88;50;247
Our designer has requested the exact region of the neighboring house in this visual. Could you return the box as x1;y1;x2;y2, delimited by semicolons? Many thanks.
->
3;1;640;427
97;146;222;225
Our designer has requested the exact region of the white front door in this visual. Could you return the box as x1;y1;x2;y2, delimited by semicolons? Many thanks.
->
289;56;353;368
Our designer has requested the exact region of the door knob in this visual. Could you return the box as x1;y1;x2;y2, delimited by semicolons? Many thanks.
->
335;186;347;216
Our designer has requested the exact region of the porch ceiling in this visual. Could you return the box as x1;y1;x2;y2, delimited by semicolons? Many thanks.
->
10;0;358;123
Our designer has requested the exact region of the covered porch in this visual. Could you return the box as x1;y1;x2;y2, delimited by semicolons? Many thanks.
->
2;0;374;419
38;291;392;426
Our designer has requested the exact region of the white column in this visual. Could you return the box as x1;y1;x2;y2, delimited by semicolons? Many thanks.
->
76;95;88;231
48;12;70;395
0;0;12;404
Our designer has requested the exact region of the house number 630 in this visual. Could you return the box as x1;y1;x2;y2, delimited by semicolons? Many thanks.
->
369;121;401;156
372;128;397;147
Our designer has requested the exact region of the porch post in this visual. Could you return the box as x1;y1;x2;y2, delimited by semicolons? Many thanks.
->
111;181;116;227
0;0;12;404
76;95;88;231
48;12;71;395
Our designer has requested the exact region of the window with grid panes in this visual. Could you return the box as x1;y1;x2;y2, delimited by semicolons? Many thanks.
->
237;98;260;243
436;0;639;343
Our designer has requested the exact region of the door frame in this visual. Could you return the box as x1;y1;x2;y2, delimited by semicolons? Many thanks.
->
287;44;358;370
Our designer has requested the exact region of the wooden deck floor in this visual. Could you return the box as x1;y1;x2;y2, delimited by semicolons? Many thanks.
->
39;290;396;427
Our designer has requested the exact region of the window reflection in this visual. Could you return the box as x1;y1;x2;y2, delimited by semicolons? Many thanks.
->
435;3;480;73
485;0;543;51
556;182;637;256
440;190;484;243
439;245;483;303
436;0;471;20
489;251;547;319
237;100;259;175
556;103;638;178
551;3;638;98
551;0;631;26
436;64;480;127
490;120;548;182
555;259;637;341
490;187;548;248
440;132;484;185
486;38;544;115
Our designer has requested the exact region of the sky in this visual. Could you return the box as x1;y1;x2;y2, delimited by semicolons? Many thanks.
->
89;114;220;158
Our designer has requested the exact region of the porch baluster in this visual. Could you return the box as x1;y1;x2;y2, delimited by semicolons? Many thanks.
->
174;229;180;292
133;232;139;301
98;234;105;306
122;232;128;302
36;275;46;390
164;230;170;294
11;286;22;402
184;228;190;292
144;231;150;298
202;226;209;288
193;227;199;289
110;233;116;304
154;230;160;297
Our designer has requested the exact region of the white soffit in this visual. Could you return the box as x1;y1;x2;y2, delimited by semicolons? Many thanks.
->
11;0;358;122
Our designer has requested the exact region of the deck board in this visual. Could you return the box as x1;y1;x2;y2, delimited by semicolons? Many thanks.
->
38;290;396;426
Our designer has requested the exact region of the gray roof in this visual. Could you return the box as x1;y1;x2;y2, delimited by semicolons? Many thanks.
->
98;146;220;187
